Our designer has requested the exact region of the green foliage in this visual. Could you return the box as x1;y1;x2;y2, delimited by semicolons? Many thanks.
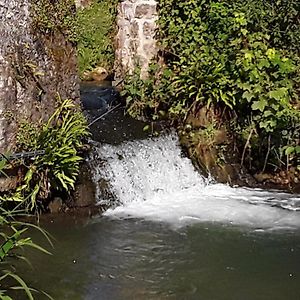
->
121;65;174;120
0;208;52;299
33;0;118;75
32;0;77;42
76;0;118;76
2;98;89;210
124;0;300;172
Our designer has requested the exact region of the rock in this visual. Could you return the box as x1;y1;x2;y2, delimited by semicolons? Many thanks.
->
75;0;92;9
135;3;157;19
48;197;63;213
254;173;273;183
82;67;108;82
80;83;119;110
73;161;96;208
0;0;79;154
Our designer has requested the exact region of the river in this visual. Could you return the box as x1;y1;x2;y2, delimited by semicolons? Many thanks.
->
17;84;300;300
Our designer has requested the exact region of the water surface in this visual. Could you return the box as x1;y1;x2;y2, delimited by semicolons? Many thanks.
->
17;84;300;300
20;216;300;300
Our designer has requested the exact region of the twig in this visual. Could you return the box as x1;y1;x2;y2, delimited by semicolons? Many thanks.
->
88;103;122;127
240;127;254;168
262;134;271;173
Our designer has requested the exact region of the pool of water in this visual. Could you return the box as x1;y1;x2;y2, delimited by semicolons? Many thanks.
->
19;215;300;300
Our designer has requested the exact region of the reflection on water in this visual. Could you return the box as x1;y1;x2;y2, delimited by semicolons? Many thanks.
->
19;216;300;300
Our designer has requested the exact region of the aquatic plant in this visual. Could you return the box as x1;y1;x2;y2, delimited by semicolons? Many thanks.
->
0;206;52;299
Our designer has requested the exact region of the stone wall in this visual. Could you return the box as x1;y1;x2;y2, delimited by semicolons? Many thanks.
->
0;0;79;153
115;0;158;79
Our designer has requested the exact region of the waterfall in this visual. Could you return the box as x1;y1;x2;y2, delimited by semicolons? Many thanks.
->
90;132;300;230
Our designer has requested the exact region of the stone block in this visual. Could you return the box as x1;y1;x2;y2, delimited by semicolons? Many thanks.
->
131;20;140;39
120;2;135;20
143;20;156;39
143;41;157;56
135;3;157;19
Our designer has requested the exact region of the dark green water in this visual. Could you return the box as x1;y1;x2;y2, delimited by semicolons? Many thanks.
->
18;216;300;300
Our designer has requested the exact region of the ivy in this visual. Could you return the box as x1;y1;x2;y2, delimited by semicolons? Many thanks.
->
123;0;300;171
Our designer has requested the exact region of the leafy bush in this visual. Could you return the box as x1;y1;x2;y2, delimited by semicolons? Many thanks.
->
0;208;51;299
1;98;89;210
123;0;300;172
76;0;118;76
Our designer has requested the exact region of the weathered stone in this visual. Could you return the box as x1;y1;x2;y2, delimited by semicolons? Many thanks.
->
135;3;157;19
75;0;92;9
143;41;157;56
120;2;135;20
73;161;96;208
143;20;156;39
82;67;108;82
115;0;158;79
130;39;140;53
0;0;79;191
180;106;256;186
131;21;140;38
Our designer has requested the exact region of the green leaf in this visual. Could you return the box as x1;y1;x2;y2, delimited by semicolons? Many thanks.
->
295;146;300;154
268;88;287;100
252;99;268;111
242;91;255;102
143;125;150;132
285;146;295;156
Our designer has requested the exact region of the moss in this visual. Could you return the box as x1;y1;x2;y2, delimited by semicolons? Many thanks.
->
31;0;77;43
32;0;118;76
76;0;118;76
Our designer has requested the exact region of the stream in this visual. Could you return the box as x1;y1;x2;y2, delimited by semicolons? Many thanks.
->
18;84;300;300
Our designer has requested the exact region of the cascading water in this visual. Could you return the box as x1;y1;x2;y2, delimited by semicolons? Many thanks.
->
90;132;300;231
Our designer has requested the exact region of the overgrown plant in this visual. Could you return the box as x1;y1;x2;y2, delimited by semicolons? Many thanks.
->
0;207;52;299
2;98;90;210
32;0;77;42
123;0;300;173
76;0;118;76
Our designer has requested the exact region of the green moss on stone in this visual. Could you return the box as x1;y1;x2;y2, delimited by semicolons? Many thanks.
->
32;0;77;42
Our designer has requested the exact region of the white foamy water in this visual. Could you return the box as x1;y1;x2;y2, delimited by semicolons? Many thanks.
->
90;133;300;230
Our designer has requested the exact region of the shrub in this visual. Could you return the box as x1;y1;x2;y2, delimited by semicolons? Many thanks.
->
1;98;90;210
76;0;118;76
123;0;300;172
